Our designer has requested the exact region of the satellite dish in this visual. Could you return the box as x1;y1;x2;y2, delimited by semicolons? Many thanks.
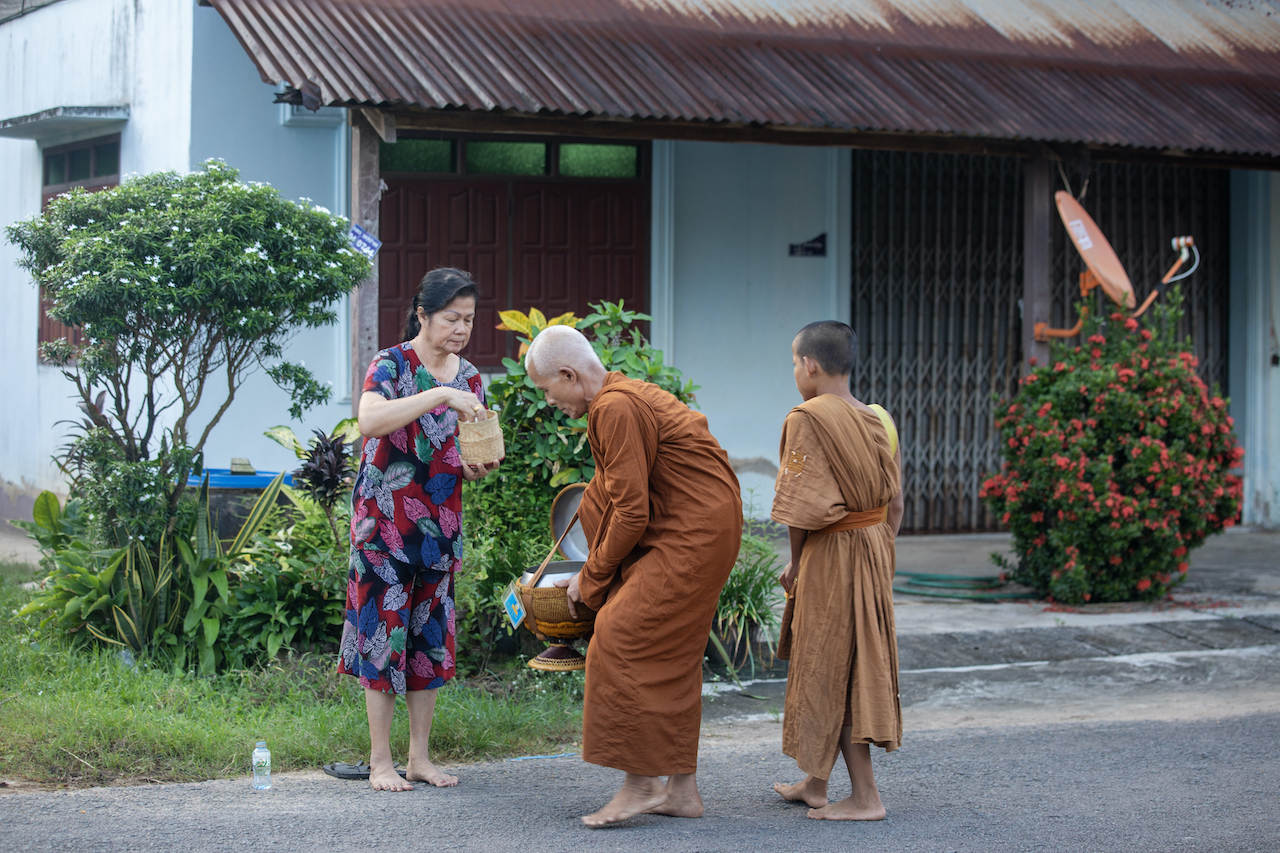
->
1034;190;1199;343
1055;191;1135;310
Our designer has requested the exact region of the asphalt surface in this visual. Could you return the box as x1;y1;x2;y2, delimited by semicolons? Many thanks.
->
2;529;1278;852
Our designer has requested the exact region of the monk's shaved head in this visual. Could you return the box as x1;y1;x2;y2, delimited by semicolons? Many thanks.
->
527;325;604;376
794;321;857;377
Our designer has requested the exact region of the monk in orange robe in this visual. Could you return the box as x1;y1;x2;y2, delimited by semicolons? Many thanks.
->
525;325;742;827
771;320;903;821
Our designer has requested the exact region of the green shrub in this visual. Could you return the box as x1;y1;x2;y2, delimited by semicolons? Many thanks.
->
981;289;1244;603
5;159;369;546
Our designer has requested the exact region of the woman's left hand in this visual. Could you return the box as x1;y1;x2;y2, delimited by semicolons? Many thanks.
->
460;459;500;481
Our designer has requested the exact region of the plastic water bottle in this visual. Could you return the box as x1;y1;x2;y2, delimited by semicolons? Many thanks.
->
252;741;271;790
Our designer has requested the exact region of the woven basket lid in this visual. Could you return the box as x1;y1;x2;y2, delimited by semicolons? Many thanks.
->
551;483;589;561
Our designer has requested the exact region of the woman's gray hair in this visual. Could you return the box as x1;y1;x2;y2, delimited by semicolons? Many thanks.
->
526;325;604;376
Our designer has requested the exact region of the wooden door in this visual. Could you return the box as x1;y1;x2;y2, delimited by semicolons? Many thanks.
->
513;182;647;327
378;179;508;364
380;179;646;368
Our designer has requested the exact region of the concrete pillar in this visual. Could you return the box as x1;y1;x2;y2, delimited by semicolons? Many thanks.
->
349;111;381;414
1022;159;1053;371
1229;171;1276;527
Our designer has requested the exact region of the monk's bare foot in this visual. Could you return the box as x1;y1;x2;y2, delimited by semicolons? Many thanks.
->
405;757;458;788
807;794;886;821
644;774;704;818
582;774;667;827
774;775;829;808
369;761;413;792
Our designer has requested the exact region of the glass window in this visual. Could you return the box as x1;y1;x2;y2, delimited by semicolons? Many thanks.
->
466;141;547;176
93;142;120;177
380;139;455;173
69;148;91;182
44;154;66;187
559;144;638;178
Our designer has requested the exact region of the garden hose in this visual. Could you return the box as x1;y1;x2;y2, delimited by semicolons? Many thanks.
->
894;571;1040;602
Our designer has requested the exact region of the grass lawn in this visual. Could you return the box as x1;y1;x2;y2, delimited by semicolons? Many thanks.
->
0;567;584;787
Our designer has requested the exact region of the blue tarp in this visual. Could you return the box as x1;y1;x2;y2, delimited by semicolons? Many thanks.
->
186;469;293;489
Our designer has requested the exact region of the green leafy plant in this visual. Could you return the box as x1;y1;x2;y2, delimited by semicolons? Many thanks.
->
713;530;784;676
5;159;369;546
229;487;349;662
278;425;358;551
980;288;1244;603
18;473;286;673
488;300;698;488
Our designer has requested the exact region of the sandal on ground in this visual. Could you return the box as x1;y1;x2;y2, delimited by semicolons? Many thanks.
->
322;761;408;781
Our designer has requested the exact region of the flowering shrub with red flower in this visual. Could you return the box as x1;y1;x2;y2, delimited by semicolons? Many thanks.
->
980;289;1243;603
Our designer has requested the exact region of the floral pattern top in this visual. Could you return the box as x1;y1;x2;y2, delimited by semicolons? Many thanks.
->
350;342;484;572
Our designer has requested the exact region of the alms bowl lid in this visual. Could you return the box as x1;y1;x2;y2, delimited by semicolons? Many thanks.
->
551;482;589;561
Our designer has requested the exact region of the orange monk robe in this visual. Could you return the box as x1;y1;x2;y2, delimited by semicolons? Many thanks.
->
576;372;743;777
772;394;902;780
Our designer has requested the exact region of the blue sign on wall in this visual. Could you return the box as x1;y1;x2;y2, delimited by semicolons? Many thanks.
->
348;223;382;260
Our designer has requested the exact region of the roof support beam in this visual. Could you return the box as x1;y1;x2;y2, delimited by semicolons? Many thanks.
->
349;110;382;413
1022;159;1053;372
390;109;1280;172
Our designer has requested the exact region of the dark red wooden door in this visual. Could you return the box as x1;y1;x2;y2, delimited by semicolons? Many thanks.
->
380;179;646;368
513;183;647;326
378;179;508;364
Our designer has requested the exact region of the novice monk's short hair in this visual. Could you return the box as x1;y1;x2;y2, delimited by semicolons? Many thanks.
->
795;321;858;377
526;324;605;376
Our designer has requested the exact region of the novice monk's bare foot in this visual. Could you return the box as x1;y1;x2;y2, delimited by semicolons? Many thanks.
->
405;757;458;788
644;774;704;818
774;775;829;808
807;794;886;821
369;762;413;792
582;775;667;827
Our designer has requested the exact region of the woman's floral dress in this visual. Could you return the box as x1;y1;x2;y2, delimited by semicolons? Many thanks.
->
338;342;483;694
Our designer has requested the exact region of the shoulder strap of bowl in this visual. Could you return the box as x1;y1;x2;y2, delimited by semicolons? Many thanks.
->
869;404;898;458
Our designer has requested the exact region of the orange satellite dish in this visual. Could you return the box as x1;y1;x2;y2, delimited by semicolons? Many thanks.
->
1034;191;1197;343
1054;191;1135;310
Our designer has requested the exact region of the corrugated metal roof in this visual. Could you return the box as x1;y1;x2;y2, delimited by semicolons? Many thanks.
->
210;0;1280;157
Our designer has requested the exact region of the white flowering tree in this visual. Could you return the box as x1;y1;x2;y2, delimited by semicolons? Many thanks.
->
6;160;370;543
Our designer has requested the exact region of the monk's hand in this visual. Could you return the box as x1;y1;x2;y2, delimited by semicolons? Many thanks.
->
779;560;798;595
553;573;582;619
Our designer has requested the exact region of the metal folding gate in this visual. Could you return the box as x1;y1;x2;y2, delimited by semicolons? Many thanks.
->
850;152;1229;533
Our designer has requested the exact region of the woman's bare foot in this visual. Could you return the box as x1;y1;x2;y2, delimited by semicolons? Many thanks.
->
645;774;704;818
807;794;886;821
406;757;458;787
369;762;413;792
774;775;829;808
582;774;667;827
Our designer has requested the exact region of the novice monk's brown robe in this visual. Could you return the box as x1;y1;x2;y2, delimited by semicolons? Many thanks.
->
577;372;742;776
772;394;902;780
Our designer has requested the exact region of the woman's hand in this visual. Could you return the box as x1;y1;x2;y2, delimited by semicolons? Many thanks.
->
460;459;500;482
444;388;485;422
553;573;583;619
778;559;798;595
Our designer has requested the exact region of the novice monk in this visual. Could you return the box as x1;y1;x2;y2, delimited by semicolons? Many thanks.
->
771;320;904;821
525;325;743;828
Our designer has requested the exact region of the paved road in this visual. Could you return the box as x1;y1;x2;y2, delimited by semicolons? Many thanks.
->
3;528;1278;851
2;713;1276;853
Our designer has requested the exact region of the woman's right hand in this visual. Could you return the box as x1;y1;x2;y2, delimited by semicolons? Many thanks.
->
442;388;484;421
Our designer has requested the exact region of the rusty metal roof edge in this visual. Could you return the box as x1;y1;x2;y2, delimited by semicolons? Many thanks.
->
381;105;1280;166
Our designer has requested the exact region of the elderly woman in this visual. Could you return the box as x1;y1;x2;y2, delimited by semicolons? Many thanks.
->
338;267;498;791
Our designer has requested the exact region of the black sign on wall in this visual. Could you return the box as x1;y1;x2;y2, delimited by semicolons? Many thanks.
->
789;232;827;257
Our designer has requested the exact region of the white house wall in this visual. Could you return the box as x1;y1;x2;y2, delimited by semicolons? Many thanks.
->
188;3;351;478
0;0;193;494
666;141;850;516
